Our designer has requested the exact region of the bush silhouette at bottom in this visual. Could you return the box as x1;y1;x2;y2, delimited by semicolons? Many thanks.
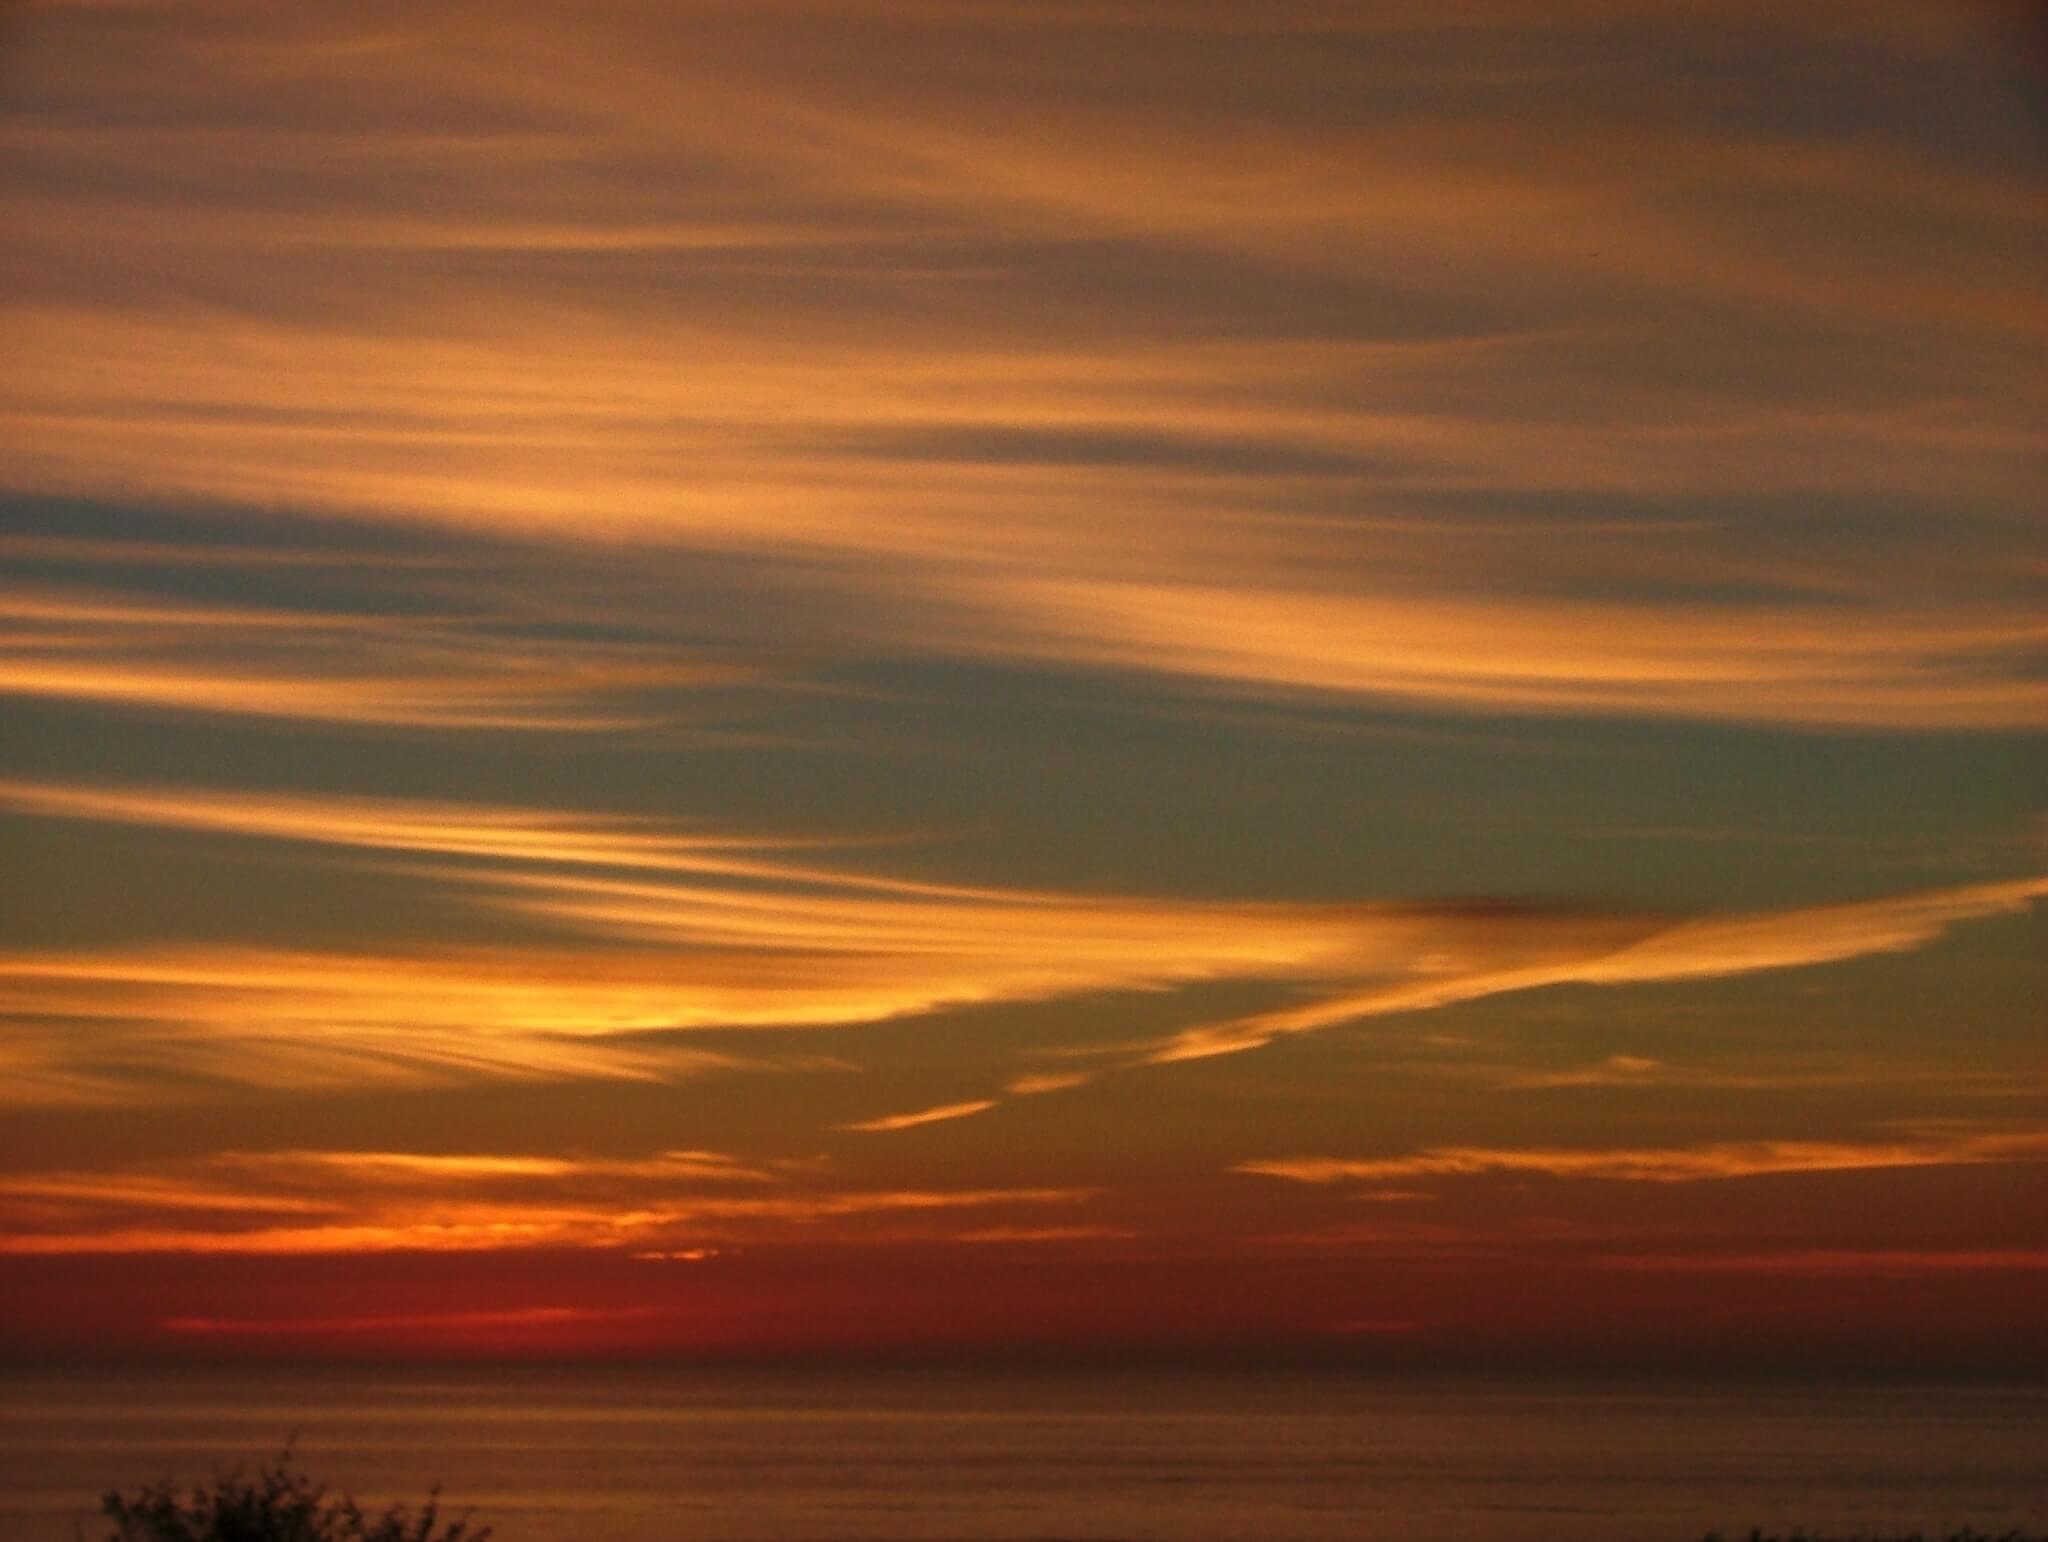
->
98;1448;490;1542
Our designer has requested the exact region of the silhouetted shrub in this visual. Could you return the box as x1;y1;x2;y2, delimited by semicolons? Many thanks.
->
99;1447;489;1542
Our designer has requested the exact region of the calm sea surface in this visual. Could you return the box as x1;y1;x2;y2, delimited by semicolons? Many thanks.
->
0;1366;2040;1542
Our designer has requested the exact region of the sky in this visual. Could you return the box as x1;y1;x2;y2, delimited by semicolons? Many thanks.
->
0;0;2042;1371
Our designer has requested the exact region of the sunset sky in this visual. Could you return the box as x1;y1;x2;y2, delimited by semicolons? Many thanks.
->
0;0;2042;1370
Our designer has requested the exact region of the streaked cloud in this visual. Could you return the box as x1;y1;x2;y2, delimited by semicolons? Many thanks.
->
0;778;2038;1103
0;1;2040;1363
0;580;749;731
0;947;702;1094
0;777;1024;900
952;1226;1136;1244
1499;1054;1664;1090
1594;1248;2048;1274
1147;875;2048;1064
840;1099;999;1133
1;0;2037;728
1007;1071;1095;1096
1489;1055;2031;1095
1238;1130;2048;1186
161;1305;657;1337
217;1148;781;1186
951;578;2047;729
0;1145;1095;1256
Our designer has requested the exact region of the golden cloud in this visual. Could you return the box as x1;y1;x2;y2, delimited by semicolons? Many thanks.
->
839;1099;999;1133
0;779;2039;1103
1238;1130;2048;1185
1;1;2037;728
0;582;747;730
0;1144;1096;1255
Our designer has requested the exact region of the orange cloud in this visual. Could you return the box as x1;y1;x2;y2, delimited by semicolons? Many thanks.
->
0;778;1019;900
1479;1054;2024;1094
954;578;2048;729
1007;1071;1094;1096
217;1149;781;1186
1238;1130;2048;1186
0;946;702;1092
1593;1249;2048;1274
1148;875;2048;1064
0;779;2039;1103
0;583;745;730
1499;1054;1663;1089
0;1144;1096;1255
162;1305;657;1336
1;2;2037;730
839;1099;998;1133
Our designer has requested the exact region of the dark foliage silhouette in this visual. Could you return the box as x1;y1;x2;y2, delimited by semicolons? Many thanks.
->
98;1447;489;1542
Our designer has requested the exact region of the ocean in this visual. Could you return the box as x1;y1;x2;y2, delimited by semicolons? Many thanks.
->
1;1365;2041;1542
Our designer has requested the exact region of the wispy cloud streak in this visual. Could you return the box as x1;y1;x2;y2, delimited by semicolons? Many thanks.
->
1239;1130;2048;1186
840;1100;998;1133
0;0;2037;727
0;582;748;730
0;780;2038;1103
0;1145;1094;1255
161;1306;657;1336
1148;876;2048;1064
1594;1248;2048;1274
